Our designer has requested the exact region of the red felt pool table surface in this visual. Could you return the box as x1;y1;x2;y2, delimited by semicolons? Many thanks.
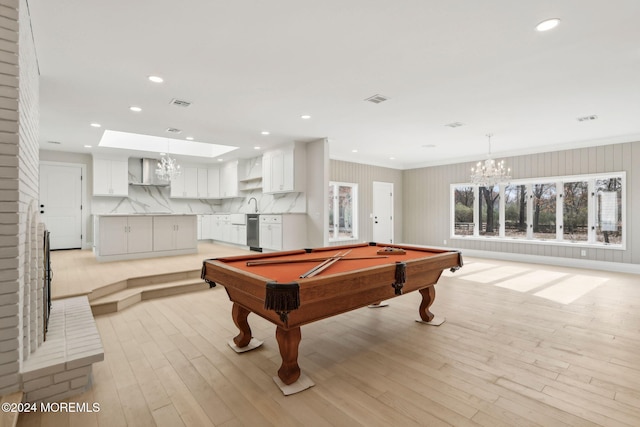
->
215;243;448;283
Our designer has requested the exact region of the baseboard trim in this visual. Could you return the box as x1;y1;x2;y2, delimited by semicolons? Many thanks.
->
458;249;640;275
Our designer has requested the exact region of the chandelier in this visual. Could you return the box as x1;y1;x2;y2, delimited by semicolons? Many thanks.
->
155;146;181;181
470;134;511;186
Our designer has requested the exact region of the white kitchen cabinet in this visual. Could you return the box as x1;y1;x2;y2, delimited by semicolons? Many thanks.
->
211;214;226;240
262;142;306;194
197;214;213;240
197;168;208;198
207;166;220;198
230;224;247;245
95;216;152;256
220;161;239;198
153;215;197;251
93;158;128;196
170;166;198;198
259;215;283;250
259;214;307;251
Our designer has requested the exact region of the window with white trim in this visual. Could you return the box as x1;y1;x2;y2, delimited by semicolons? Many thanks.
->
329;181;358;242
450;172;625;249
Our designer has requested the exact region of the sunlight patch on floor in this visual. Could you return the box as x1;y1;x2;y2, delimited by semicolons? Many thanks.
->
443;262;497;277
459;266;531;283
533;275;609;304
495;270;567;292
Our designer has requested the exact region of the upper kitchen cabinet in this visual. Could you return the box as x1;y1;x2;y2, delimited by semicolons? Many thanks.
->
238;157;262;193
93;157;128;196
219;160;239;198
262;142;306;194
207;166;220;198
170;166;208;198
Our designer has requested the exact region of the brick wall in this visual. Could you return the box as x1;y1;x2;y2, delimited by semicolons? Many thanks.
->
0;0;40;395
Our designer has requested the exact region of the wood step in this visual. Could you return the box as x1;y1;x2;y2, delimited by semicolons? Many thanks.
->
0;391;23;427
87;269;202;301
90;278;210;315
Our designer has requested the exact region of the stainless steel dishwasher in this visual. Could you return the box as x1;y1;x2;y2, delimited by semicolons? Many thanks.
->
246;214;261;251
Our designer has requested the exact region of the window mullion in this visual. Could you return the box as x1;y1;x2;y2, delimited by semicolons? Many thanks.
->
556;180;563;242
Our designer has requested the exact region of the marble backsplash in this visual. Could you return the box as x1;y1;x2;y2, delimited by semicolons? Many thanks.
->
91;184;306;215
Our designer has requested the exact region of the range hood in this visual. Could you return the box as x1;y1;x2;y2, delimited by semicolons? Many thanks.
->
129;158;170;186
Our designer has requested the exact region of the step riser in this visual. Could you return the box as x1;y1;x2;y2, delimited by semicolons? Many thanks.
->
127;270;201;288
91;281;209;315
88;280;127;301
142;283;209;300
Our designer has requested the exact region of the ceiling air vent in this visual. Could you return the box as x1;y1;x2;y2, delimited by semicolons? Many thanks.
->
166;127;182;134
364;94;389;104
169;98;192;107
444;122;464;128
577;115;598;122
47;141;61;145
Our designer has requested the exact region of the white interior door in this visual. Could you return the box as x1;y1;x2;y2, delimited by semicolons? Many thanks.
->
373;181;394;244
39;163;83;249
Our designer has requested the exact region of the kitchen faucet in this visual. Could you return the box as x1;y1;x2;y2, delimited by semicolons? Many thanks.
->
248;197;258;213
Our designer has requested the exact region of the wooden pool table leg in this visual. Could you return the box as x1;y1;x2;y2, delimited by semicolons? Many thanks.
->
418;286;436;322
275;326;301;385
231;303;252;348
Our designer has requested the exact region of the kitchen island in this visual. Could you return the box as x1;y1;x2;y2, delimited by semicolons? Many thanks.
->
93;213;197;262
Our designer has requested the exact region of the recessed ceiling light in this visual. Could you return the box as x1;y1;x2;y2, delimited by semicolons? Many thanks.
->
90;123;101;128
254;146;261;150
389;157;395;160
536;18;560;32
301;115;311;120
129;106;142;112
84;145;92;148
186;136;194;141
148;75;164;83
352;149;358;153
159;152;166;156
261;131;270;135
217;158;224;162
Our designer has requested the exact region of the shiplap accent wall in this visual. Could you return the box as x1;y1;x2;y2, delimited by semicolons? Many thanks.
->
403;141;640;266
330;159;403;244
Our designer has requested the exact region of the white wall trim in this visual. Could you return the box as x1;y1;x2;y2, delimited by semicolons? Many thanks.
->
458;248;640;275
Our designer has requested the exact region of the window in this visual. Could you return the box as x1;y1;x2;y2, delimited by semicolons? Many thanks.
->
450;172;625;249
453;186;474;236
504;184;527;238
479;185;500;237
532;183;556;240
596;177;622;244
329;182;358;242
563;181;588;242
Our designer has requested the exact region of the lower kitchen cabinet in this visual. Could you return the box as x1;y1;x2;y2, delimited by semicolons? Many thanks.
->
93;214;197;261
153;215;197;251
259;214;306;251
96;216;152;256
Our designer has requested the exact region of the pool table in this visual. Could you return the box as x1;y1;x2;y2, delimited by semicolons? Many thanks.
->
201;242;462;388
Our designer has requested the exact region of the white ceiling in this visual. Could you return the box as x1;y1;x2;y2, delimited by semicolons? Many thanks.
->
28;0;640;169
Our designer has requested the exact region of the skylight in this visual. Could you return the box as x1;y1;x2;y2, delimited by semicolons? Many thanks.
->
98;130;238;158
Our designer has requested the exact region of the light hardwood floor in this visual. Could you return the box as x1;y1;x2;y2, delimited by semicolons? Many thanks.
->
18;245;640;426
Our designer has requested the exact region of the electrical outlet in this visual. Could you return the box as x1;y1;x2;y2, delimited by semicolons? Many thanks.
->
443;240;447;245
580;250;587;257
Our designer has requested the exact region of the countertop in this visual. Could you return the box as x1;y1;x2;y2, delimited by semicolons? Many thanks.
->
94;213;197;216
